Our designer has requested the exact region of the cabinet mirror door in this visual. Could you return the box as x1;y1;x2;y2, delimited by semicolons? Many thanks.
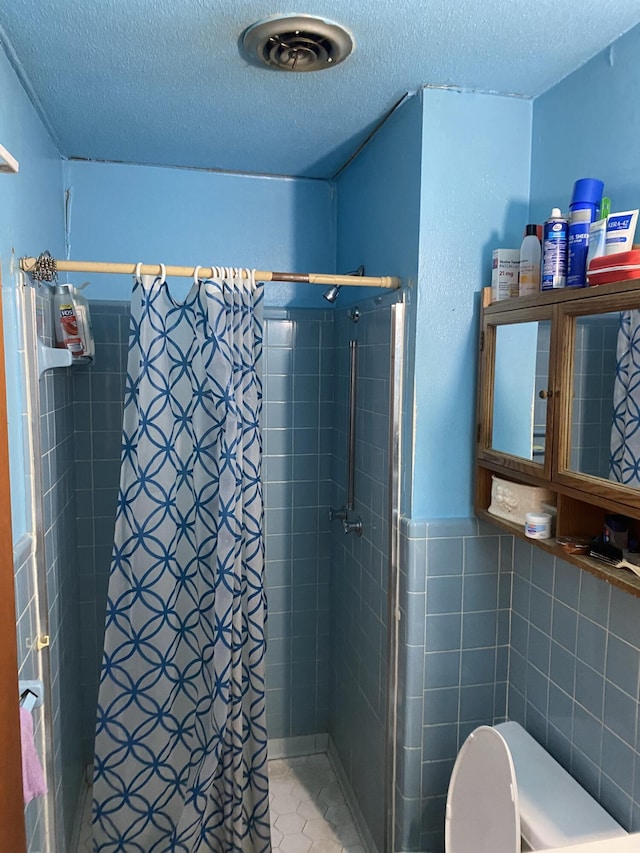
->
479;307;554;480
562;307;640;493
493;320;551;462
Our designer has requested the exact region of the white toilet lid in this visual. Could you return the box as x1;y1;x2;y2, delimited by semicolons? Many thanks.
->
445;725;521;853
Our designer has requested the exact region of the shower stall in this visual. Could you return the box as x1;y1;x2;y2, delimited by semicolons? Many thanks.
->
21;275;405;853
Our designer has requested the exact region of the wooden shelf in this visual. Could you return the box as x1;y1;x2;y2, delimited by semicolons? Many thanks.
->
484;278;640;315
477;508;640;599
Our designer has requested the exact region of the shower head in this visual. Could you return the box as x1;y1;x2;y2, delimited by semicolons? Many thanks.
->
323;285;341;303
322;265;365;304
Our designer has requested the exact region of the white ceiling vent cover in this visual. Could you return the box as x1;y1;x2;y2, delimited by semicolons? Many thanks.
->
242;15;354;72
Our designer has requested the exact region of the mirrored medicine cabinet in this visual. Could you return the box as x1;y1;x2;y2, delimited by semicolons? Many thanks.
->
475;280;640;598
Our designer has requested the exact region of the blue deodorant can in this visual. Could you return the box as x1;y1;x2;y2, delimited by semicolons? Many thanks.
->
542;208;568;290
566;178;604;288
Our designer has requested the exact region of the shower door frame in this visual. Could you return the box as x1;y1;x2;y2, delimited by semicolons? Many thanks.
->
384;297;405;853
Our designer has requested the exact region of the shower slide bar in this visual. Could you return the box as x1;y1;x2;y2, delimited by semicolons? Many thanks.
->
330;339;363;536
347;340;357;513
20;255;401;290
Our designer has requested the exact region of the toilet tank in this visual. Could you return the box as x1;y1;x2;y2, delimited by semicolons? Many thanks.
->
494;722;627;849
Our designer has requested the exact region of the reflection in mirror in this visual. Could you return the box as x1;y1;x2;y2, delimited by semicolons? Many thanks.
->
492;320;550;462
570;310;640;489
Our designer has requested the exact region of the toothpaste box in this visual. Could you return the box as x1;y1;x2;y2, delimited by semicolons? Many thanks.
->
491;249;520;301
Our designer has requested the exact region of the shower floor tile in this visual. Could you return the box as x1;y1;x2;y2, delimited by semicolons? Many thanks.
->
76;753;364;852
269;753;365;853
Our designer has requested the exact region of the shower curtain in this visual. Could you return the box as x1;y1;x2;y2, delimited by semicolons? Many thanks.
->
610;309;640;486
92;269;271;852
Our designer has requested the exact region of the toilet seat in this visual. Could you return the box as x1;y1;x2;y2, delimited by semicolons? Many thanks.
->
445;725;520;853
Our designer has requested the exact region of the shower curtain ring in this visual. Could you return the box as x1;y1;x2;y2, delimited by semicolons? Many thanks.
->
134;262;143;282
193;265;202;285
158;263;167;284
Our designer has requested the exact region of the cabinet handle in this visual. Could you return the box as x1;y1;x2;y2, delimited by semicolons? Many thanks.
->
539;389;553;399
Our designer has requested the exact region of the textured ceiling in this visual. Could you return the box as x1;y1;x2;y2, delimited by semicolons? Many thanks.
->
2;0;640;178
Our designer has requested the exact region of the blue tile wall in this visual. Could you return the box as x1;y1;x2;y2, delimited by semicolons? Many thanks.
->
37;285;84;852
510;540;640;834
397;517;512;853
263;308;334;740
570;314;618;478
329;299;395;853
71;301;128;762
398;516;640;853
14;536;48;853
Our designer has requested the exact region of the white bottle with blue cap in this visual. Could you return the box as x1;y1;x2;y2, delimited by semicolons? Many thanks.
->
541;208;568;290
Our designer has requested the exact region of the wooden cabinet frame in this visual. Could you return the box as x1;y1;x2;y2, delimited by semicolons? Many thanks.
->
476;280;640;598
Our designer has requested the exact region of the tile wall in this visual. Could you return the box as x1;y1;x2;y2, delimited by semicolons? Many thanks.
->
14;534;48;853
71;301;129;762
396;518;512;853
570;314;618;478
262;309;334;739
13;282;49;853
329;300;395;853
27;284;84;852
41;349;84;852
510;539;640;834
397;518;640;853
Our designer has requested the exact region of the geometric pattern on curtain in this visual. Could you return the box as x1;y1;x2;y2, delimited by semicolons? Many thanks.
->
610;309;640;487
92;268;270;852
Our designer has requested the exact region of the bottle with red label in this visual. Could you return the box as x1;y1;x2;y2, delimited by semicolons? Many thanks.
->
54;283;95;360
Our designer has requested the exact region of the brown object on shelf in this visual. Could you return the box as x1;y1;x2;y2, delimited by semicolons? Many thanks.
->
556;536;591;555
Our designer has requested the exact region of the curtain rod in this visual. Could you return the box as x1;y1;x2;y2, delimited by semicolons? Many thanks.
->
19;257;401;290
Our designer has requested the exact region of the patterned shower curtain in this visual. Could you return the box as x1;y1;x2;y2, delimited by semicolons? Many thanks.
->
610;309;640;486
92;269;271;852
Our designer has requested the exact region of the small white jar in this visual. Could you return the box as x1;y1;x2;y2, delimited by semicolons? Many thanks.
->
525;512;552;540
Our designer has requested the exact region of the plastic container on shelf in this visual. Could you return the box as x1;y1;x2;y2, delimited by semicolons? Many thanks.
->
587;250;640;286
54;283;95;360
525;512;553;540
519;224;541;296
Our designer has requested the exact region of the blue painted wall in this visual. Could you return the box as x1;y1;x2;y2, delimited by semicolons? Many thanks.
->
0;45;65;539
335;93;422;304
530;23;640;222
414;89;532;519
335;92;422;515
63;161;336;306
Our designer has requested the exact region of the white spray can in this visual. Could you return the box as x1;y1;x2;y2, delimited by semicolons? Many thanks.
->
541;208;568;290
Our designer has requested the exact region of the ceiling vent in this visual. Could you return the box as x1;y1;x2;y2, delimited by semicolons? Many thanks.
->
242;15;354;72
